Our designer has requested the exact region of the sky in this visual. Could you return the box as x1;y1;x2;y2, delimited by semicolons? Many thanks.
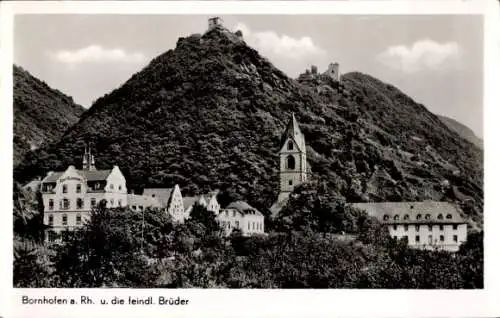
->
13;14;483;137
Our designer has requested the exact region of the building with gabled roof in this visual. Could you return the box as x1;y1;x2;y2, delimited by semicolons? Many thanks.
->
183;190;220;216
350;201;468;252
142;185;186;222
270;113;310;216
40;147;127;242
218;200;265;236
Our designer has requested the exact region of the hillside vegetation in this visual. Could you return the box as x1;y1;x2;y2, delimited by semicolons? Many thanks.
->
438;115;483;149
13;65;85;165
14;26;483;228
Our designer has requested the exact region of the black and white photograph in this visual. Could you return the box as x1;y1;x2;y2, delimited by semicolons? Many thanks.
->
9;11;486;291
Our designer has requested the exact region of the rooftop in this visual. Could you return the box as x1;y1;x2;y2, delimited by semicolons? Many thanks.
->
226;201;263;217
143;188;174;206
350;201;466;224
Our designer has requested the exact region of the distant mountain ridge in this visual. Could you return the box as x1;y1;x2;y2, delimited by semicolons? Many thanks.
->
13;65;85;165
437;115;483;149
14;26;483;228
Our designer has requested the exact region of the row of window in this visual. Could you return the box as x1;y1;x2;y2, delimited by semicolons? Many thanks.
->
59;183;123;194
48;213;82;226
395;234;459;244
384;213;453;221
392;224;459;231
220;220;264;231
48;198;122;210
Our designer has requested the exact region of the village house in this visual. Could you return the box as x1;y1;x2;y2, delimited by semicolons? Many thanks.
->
183;190;220;215
350;201;468;252
40;147;127;242
134;186;187;222
217;201;265;237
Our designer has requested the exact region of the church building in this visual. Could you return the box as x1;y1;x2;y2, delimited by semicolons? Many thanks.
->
270;113;310;216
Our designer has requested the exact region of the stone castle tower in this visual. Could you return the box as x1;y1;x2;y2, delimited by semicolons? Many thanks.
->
270;113;308;216
324;62;340;81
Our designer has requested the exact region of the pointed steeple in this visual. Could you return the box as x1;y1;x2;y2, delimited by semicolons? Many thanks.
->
82;146;88;169
280;112;306;153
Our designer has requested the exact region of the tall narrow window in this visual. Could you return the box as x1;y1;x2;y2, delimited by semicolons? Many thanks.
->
62;214;68;226
63;199;69;210
404;225;408;231
48;215;54;226
286;155;296;170
77;198;83;209
415;225;420;232
453;235;458;242
393;224;397;230
415;235;420;243
49;199;54;210
91;198;96;207
235;221;240;228
118;199;122;207
440;235;444;242
48;231;56;242
287;140;294;150
110;199;114;206
76;184;81;193
76;214;82;225
453;224;458;230
428;225;432;231
62;184;67;193
439;225;444;231
428;235;433;244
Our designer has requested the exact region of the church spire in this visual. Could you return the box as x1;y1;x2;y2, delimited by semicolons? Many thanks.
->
281;112;306;153
82;143;96;171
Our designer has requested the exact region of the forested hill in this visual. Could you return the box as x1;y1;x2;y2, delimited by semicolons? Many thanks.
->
14;26;483;227
437;115;483;149
13;65;85;165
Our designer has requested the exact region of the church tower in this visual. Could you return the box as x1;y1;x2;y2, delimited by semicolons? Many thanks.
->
271;113;308;215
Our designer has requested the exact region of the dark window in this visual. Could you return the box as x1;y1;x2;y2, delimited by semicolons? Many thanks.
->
132;205;137;210
393;224;397;230
91;198;96;207
437;214;443;220
289;180;293;185
453;224;458;230
118;199;122;207
48;231;56;242
49;199;54;210
425;214;431;220
415;225;420;232
446;214;453;220
428;235;433;244
394;215;399;221
77;198;83;209
76;214;82;225
76;184;81;193
235;221;239;228
453;235;458;242
440;235;444;242
404;225;408;231
428;225;432;231
48;215;54;226
383;215;389;221
110;199;114;206
416;235;420;242
287;155;296;170
402;236;408;242
439;225;444;231
288;140;294;150
416;214;422;220
62;214;67;226
62;185;67;193
119;185;122;191
63;199;69;210
403;214;409;220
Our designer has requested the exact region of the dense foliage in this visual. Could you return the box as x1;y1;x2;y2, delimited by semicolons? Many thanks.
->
14;28;483;228
13;65;85;165
13;203;483;289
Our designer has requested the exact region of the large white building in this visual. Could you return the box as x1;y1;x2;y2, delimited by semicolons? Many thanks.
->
217;201;265;237
40;148;127;242
350;201;468;252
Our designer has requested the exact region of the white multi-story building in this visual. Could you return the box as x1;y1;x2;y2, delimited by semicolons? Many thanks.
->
350;201;468;252
40;148;127;242
217;201;265;237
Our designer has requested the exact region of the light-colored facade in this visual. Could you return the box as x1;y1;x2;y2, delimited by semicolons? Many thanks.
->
270;113;309;216
217;201;265;237
183;191;220;215
141;185;187;222
41;160;127;242
351;201;468;252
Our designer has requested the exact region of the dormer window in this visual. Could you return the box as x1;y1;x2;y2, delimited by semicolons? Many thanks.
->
446;214;452;220
425;214;431;220
394;215;399;221
416;214;422;220
403;214;409;220
437;214;443;220
288;140;294;150
383;215;389;221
